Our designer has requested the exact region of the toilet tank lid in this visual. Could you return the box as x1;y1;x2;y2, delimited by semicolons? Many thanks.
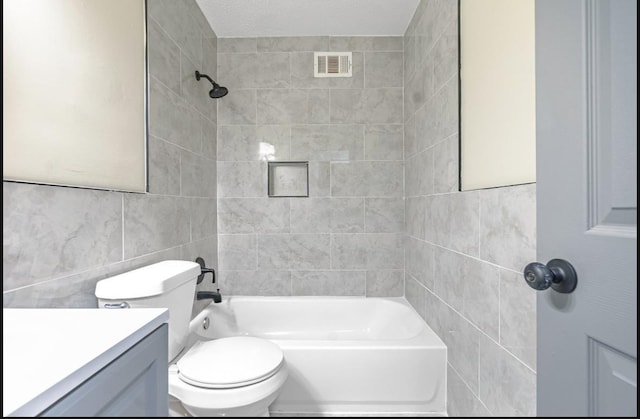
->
95;260;201;299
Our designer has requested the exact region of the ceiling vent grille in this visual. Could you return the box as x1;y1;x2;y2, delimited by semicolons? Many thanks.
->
314;52;352;78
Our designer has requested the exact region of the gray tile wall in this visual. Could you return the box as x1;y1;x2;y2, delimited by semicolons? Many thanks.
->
216;36;404;297
404;0;537;416
3;0;219;317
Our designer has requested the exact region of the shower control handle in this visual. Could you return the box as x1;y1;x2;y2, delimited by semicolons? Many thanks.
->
523;259;577;293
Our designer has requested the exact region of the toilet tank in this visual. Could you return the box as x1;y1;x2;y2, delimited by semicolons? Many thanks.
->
95;260;200;362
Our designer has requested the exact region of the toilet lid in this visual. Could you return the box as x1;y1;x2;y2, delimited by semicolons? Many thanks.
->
176;337;284;389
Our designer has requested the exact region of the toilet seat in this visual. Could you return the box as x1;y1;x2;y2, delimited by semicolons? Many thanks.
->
176;337;284;389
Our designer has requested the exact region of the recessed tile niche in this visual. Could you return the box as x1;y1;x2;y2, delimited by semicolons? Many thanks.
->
268;162;309;197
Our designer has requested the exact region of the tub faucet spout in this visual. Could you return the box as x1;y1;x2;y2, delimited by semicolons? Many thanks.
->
197;290;222;303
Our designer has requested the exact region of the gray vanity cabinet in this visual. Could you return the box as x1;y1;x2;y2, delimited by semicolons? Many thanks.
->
40;324;168;417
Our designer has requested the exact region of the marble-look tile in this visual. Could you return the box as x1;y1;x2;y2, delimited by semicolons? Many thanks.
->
427;191;480;256
365;198;404;233
434;0;458;42
258;89;329;124
291;124;364;161
405;276;427;320
218;125;257;161
424;288;447;338
415;97;437;152
3;183;123;290
405;236;434;290
439;302;482;395
256;53;291;88
148;77;202;152
332;234;404;270
258;36;329;52
219;125;290;162
218;234;257;270
219;270;291;296
148;136;181;196
189;197;217;240
217;161;267;197
433;19;458;90
218;89;257;125
404;116;418;158
414;0;438;68
330;88;403;124
406;149;434;197
447;365;491;417
433;134;459;194
3;247;182;308
292;271;366;296
147;0;202;68
309;162;331;197
404;34;416;82
123;194;190;259
181;150;216;197
217;198;289;234
500;268;537;370
291;52;364;89
366;270;404;297
479;183;536;271
329;36;403;51
432;246;467;310
404;63;432;123
202;39;218;110
331;161;403;197
147;17;180;94
406;196;426;239
404;0;423;37
365;52;403;88
479;335;536;416
180;52;216;121
218;38;257;53
430;76;459;143
256;125;292;160
257;234;331;270
433;248;500;340
256;52;291;89
290;198;364;234
364;124;404;161
307;89;331;124
201;116;217;160
217;53;258;88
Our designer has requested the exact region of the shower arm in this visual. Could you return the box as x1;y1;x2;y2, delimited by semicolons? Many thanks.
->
195;70;218;87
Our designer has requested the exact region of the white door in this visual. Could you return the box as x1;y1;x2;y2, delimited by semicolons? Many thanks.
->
534;0;637;416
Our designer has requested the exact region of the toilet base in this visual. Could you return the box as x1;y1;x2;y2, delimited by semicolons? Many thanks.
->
169;394;271;417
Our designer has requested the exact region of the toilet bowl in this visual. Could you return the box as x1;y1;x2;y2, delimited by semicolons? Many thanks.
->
95;260;288;417
169;337;288;417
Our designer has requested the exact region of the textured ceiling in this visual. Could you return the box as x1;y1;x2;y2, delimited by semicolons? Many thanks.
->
196;0;420;38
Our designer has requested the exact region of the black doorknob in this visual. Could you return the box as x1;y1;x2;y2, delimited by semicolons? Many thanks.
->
523;258;578;293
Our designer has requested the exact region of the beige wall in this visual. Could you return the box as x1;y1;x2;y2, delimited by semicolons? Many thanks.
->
3;0;147;192
460;0;536;190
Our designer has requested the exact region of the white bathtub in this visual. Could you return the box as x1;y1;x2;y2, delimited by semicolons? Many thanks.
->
190;296;447;417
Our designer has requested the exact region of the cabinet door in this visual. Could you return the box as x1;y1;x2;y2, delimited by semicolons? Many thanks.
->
41;324;168;417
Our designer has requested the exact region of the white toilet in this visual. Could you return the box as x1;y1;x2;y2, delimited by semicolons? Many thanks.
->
94;260;288;417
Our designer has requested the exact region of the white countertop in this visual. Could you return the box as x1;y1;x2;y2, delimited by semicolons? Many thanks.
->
2;308;169;417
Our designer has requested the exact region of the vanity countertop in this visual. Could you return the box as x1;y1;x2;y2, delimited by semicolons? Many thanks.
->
2;308;169;417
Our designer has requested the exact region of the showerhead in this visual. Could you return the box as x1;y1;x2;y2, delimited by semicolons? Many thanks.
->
195;70;228;99
209;84;228;99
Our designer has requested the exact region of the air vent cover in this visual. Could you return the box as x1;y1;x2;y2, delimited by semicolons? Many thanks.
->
314;52;352;78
